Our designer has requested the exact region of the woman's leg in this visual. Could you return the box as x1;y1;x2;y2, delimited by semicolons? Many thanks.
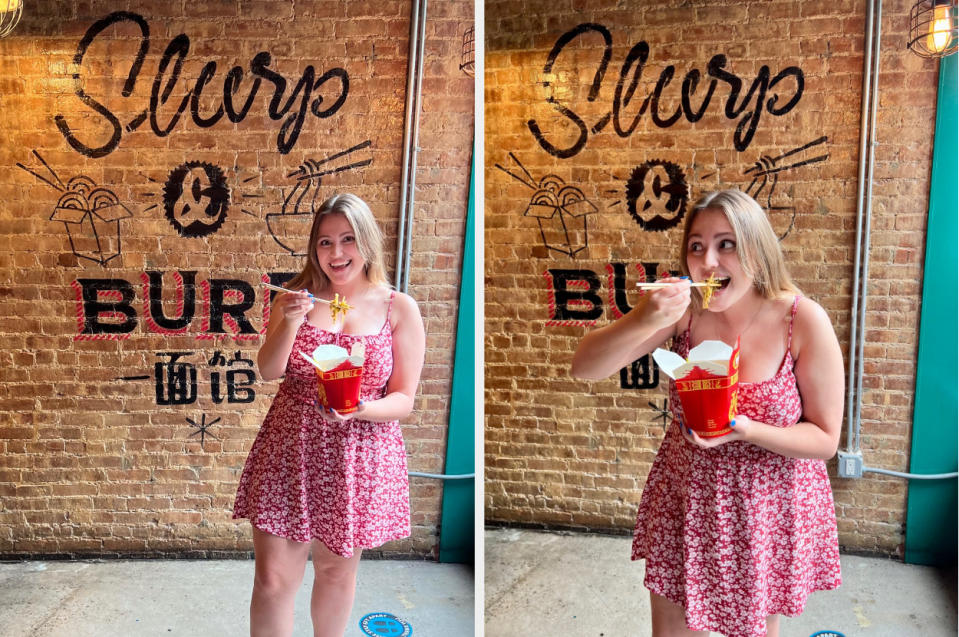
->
649;592;709;637
250;527;312;637
765;614;780;637
308;541;363;637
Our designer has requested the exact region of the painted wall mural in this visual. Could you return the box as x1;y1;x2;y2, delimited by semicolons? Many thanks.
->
527;23;805;159
743;135;830;240
495;152;597;257
17;152;133;265
269;140;373;256
159;162;234;238
501;22;832;395
623;159;689;232
14;10;372;453
69;272;301;341
54;11;349;159
119;350;255;406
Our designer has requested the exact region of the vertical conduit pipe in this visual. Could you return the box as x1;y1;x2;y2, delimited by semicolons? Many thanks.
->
845;0;880;453
844;3;957;482
853;0;883;453
394;0;428;293
394;0;419;290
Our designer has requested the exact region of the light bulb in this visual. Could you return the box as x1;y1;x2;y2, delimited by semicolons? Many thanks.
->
928;3;953;53
0;0;20;13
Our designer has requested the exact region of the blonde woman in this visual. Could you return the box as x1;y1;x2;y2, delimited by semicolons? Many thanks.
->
234;193;425;637
572;190;843;637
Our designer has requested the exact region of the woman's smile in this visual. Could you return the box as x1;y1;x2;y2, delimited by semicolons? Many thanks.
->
315;213;365;284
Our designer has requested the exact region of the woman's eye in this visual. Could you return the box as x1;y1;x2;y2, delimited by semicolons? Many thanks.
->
318;239;331;247
720;239;736;250
688;242;703;253
343;235;355;243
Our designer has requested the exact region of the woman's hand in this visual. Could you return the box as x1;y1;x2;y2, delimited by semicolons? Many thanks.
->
681;415;750;448
276;289;314;324
257;290;315;381
643;277;692;331
571;278;691;380
314;400;365;423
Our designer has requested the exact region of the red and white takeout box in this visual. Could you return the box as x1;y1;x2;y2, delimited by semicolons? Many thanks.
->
299;343;365;414
652;337;740;437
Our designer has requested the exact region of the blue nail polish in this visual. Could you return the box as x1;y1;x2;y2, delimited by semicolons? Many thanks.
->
680;276;690;280
730;419;736;428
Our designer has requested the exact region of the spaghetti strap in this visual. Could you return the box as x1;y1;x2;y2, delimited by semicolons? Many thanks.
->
786;295;801;350
382;291;396;332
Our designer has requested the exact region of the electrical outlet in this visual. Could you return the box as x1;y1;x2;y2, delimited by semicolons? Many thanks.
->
836;451;863;478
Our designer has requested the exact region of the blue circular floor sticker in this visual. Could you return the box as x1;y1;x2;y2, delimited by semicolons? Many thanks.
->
359;612;412;637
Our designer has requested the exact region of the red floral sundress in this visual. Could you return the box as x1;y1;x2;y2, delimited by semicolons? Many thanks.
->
233;294;410;557
631;296;841;637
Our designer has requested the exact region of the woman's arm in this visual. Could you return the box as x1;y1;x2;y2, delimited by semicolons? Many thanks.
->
340;292;426;423
257;291;314;381
684;297;845;460
571;279;691;380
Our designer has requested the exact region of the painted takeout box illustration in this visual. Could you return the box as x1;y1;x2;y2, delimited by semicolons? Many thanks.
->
653;338;740;438
50;176;133;265
523;178;597;257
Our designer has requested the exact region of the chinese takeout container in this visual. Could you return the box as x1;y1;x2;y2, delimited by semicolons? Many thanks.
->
300;343;365;414
652;338;740;437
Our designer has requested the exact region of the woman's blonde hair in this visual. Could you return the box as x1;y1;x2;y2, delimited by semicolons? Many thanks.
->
680;189;799;301
286;193;389;291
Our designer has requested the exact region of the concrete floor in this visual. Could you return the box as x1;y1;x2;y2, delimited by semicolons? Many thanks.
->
3;529;955;637
0;558;474;636
486;527;958;637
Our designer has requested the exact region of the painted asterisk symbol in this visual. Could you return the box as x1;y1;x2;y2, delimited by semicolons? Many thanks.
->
187;413;220;448
648;399;671;431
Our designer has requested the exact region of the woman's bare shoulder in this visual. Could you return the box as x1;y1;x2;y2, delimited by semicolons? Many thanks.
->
386;289;423;325
792;296;838;351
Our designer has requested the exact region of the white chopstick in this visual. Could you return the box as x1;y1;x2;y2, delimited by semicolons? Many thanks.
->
298;350;324;370
635;281;722;289
260;282;335;305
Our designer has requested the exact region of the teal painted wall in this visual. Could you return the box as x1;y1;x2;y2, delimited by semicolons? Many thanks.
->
438;148;476;564
904;53;958;566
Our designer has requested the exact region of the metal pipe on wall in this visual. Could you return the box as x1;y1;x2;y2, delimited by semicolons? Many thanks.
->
845;0;879;454
854;0;883;454
394;0;428;294
845;1;957;482
409;471;475;480
397;1;473;482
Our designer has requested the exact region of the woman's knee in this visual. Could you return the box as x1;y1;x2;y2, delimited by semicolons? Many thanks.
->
311;545;361;584
254;562;305;596
252;530;310;596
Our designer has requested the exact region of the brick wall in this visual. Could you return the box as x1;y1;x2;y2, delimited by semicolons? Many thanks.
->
484;0;938;557
0;0;474;559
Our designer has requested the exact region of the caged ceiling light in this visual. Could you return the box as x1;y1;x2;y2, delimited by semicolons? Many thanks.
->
908;0;958;58
0;0;21;39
